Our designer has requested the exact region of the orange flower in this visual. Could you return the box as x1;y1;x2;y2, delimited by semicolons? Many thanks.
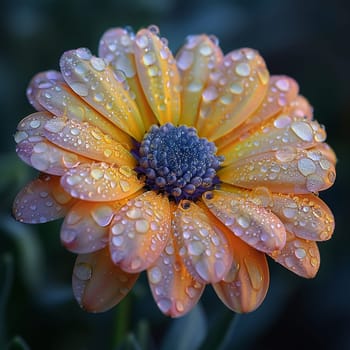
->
13;25;336;317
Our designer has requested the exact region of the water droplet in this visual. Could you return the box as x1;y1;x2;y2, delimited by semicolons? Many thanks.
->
157;298;172;313
112;223;125;235
149;266;162;284
91;205;113;227
295;248;306;259
74;262;92;281
66;174;82;186
275;78;290;91
90;57;106;71
29;120;41;129
298;158;316;176
136;35;149;48
244;257;263;290
70;82;89;97
44;118;66;133
229;82;243;95
188;241;205;256
273;114;291;128
91;168;104;180
235;62;251;77
177;50;194;70
282;207;297;218
76;48;92;60
61;229;77;243
199;44;213;56
237;215;250;228
202;86;218;102
291;121;313;142
135;219;149;233
14;131;28;143
143;52;156;66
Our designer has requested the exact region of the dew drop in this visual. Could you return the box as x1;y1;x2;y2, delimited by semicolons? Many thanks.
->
295;248;306;259
237;215;250;228
157;298;172;313
74;262;92;281
136;35;149;48
143;52;156;66
188;241;205;256
275;78;290;92
235;62;251;77
61;229;77;244
291;121;313;142
298;158;316;176
90;57;106;71
177;50;194;70
135;219;149;233
149;266;162;284
91;205;113;227
229;82;243;95
70;82;89;97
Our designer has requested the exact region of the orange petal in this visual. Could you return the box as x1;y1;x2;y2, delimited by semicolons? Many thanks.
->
269;192;334;241
173;200;232;283
30;73;132;147
42;117;135;167
61;162;143;201
202;190;286;253
60;49;145;140
213;230;269;313
61;201;116;254
13;174;75;223
216;75;299;151
15;112;90;175
219;114;327;166
109;191;171;273
147;231;205;317
219;148;336;194
176;35;223;126
196;48;269;141
72;248;139;312
98;27;157;129
310;143;337;165
269;231;320;278
134;28;181;125
286;95;313;120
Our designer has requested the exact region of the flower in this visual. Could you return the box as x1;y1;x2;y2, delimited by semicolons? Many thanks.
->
13;25;336;317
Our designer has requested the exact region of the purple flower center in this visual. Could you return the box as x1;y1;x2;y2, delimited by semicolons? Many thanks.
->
134;123;223;202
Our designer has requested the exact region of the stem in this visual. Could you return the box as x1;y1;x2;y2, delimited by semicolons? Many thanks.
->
112;293;132;348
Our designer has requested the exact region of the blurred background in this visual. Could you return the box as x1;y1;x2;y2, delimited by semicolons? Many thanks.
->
1;0;349;349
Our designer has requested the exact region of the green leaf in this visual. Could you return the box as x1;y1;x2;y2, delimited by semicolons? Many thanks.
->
160;303;207;350
7;335;30;350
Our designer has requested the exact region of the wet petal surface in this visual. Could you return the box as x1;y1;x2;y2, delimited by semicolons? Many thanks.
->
60;49;145;139
202;190;286;253
270;231;320;278
134;28;181;125
72;248;139;312
61;162;143;201
196;48;269;140
13;174;75;224
173;201;232;283
176;34;223;126
219;148;336;194
213;229;269;313
110;191;171;273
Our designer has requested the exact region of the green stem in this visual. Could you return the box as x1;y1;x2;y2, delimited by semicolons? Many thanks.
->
112;293;132;349
217;313;241;350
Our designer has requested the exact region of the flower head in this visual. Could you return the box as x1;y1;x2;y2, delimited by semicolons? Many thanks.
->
13;25;336;317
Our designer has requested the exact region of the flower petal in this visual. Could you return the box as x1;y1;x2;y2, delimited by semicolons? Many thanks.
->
215;75;299;151
213;230;269;313
173;200;232;283
72;248;139;312
61;202;111;254
42;117;135;167
148;230;205;317
98;27;157;129
176;35;223;126
219;114;326;165
269;192;334;241
202;190;286;253
30;72;132;147
219;148;336;194
196;48;269;141
60;48;145;140
286;95;313;119
61;162;143;201
269;231;320;278
109;191;171;273
134;28;181;125
26;70;63;111
15;112;90;175
13;174;75;223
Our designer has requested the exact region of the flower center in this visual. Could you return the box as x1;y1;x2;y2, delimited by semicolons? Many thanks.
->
134;123;223;202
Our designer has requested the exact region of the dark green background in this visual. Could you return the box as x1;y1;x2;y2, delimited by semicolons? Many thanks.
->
1;0;349;349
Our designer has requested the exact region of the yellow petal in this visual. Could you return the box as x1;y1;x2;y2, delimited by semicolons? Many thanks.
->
202;190;286;253
43;117;135;167
147;215;205;317
72;248;139;312
61;200;131;254
61;162;143;201
109;191;171;273
219;148;336;194
60;49;145;140
196;48;269;140
98;27;157;129
15;112;90;175
173;200;232;283
270;231;320;278
134;28;181;125
176;35;223;126
13;174;75;223
213;229;269;313
219;114;327;166
216;75;299;154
